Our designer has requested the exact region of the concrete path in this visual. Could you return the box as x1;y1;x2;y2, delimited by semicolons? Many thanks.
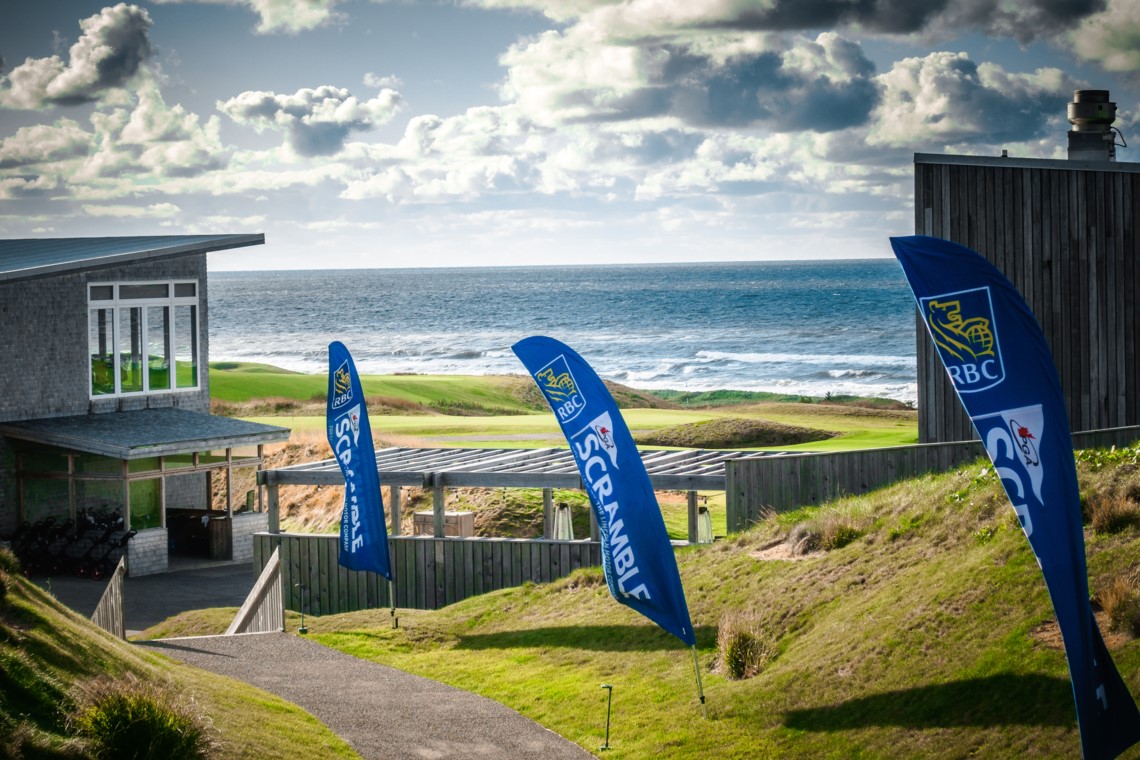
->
139;633;595;760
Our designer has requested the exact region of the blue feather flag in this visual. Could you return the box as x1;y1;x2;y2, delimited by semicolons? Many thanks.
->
513;336;695;646
326;341;391;579
890;235;1140;759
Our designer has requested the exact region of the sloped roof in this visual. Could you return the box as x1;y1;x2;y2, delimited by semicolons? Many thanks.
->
0;408;289;459
0;234;264;283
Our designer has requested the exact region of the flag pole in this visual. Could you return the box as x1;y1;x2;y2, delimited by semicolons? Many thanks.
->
691;645;707;719
389;579;398;628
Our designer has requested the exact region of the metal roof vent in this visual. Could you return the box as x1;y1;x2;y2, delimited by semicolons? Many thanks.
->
1067;90;1119;161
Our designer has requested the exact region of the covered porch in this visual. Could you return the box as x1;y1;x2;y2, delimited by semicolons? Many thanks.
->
1;408;289;576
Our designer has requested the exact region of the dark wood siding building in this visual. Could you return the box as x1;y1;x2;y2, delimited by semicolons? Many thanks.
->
913;153;1140;443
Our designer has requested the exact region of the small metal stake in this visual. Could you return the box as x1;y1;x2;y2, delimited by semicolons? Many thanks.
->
600;684;613;750
295;583;308;634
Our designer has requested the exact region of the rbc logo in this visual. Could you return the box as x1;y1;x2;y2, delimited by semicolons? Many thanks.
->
331;360;353;409
534;355;586;423
921;287;1005;394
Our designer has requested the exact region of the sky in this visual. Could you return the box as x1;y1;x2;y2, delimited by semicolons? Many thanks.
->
1;0;1138;270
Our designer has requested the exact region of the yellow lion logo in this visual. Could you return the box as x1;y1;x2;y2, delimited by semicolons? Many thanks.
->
334;366;352;396
535;367;577;402
927;299;995;362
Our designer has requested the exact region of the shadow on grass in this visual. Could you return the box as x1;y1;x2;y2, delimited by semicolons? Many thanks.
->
455;624;719;652
783;673;1076;731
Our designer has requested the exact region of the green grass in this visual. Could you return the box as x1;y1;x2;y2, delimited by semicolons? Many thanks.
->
264;452;1140;759
210;362;539;413
0;552;360;759
212;363;918;450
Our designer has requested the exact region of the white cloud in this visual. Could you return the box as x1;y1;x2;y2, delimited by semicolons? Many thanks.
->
151;0;340;34
1070;0;1140;73
0;119;93;169
219;85;403;156
868;52;1074;148
82;202;181;217
467;0;1106;44
364;73;402;89
0;3;152;109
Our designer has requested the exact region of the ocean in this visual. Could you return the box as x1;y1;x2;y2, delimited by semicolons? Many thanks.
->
208;259;919;403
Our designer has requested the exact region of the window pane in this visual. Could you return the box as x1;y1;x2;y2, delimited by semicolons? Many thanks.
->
147;306;170;391
19;446;69;474
119;307;144;393
164;453;196;470
75;480;123;518
174;282;196;297
121;283;169;299
21;478;70;524
89;308;115;395
174;304;198;388
129;478;162;530
128;457;161;474
89;285;114;301
75;454;122;475
198;450;228;465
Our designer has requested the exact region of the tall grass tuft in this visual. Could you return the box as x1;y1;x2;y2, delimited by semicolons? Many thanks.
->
715;612;774;680
68;676;218;760
1085;492;1140;534
1095;572;1140;637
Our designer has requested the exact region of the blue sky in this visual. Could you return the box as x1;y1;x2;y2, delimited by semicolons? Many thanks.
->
2;0;1138;270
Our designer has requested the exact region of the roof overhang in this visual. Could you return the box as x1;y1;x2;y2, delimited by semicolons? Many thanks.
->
260;445;785;491
0;234;264;284
0;408;290;460
915;152;1140;175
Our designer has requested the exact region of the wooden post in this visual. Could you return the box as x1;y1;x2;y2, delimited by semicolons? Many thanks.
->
225;448;233;517
542;488;553;539
390;486;401;537
687;490;698;544
267;483;280;534
432;473;445;538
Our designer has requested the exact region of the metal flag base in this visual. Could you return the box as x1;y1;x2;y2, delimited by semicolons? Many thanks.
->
692;646;707;719
600;684;613;750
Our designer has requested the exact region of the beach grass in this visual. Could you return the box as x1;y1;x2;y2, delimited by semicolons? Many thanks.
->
274;451;1140;759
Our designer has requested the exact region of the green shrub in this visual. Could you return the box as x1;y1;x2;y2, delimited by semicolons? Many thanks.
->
716;613;774;680
68;676;217;760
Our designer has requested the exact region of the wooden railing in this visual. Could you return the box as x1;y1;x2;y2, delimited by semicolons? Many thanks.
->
254;533;602;615
725;425;1140;530
226;546;283;635
90;556;126;639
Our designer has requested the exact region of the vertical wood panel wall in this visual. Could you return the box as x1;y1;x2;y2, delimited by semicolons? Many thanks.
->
913;154;1140;443
253;534;603;615
725;425;1140;531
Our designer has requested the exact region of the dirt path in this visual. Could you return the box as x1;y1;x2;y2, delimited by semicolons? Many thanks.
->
138;632;594;760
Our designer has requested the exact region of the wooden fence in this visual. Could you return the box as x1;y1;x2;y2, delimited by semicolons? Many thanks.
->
725;425;1140;531
254;533;603;614
226;546;283;635
90;556;126;639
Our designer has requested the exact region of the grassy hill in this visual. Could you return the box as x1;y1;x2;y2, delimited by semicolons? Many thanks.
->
200;447;1138;758
0;549;359;759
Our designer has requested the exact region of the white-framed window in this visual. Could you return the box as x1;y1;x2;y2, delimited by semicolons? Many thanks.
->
88;281;200;398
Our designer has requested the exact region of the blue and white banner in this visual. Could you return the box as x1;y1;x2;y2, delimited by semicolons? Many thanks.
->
513;336;696;646
890;235;1140;759
326;341;391;579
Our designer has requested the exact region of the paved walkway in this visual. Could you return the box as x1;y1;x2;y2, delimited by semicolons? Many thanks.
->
35;560;254;634
138;633;594;760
